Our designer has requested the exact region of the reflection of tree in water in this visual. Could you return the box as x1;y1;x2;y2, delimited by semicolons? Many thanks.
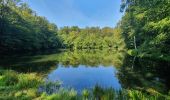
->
0;50;63;73
58;50;126;67
0;50;126;73
118;56;170;94
1;50;169;94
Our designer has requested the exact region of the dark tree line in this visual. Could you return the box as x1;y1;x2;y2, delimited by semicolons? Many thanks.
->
0;0;62;53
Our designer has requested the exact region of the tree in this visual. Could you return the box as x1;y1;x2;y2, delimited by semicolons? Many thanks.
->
119;0;170;59
0;0;62;53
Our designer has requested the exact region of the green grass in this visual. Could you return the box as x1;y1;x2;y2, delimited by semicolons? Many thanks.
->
0;70;43;100
0;70;169;100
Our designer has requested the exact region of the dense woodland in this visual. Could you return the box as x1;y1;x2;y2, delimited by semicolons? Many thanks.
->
59;26;125;50
0;0;123;53
120;0;170;60
0;0;62;52
1;0;170;61
0;0;125;52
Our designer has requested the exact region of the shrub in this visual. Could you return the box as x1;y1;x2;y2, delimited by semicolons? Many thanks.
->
17;73;43;89
1;70;18;86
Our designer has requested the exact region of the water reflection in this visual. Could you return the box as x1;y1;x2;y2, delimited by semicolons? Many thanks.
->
0;50;169;93
47;64;121;92
118;56;170;94
0;50;125;72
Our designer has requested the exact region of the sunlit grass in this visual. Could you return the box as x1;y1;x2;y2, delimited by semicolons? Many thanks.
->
0;70;43;99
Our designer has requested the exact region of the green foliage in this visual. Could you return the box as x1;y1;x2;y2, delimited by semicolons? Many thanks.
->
127;49;138;56
0;70;43;99
17;73;43;89
82;89;90;99
40;87;168;100
59;26;126;50
120;0;170;60
40;89;78;100
0;0;126;53
40;81;61;94
127;90;165;100
0;0;62;53
0;70;18;86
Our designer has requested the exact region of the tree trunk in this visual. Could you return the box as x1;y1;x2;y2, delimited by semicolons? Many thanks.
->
134;36;137;50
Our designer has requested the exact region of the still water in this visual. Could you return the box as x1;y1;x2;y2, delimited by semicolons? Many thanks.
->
47;65;121;91
0;50;169;93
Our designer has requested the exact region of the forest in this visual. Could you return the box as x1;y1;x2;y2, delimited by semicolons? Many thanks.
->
0;0;62;53
59;26;125;50
0;0;170;99
120;0;170;61
0;0;125;53
1;0;170;61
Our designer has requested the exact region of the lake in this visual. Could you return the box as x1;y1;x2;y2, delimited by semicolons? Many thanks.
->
0;50;169;94
47;65;121;92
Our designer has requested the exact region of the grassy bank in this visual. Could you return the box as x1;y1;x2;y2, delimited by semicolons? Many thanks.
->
0;70;169;100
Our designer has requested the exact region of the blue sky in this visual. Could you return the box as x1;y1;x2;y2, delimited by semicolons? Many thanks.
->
23;0;123;28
